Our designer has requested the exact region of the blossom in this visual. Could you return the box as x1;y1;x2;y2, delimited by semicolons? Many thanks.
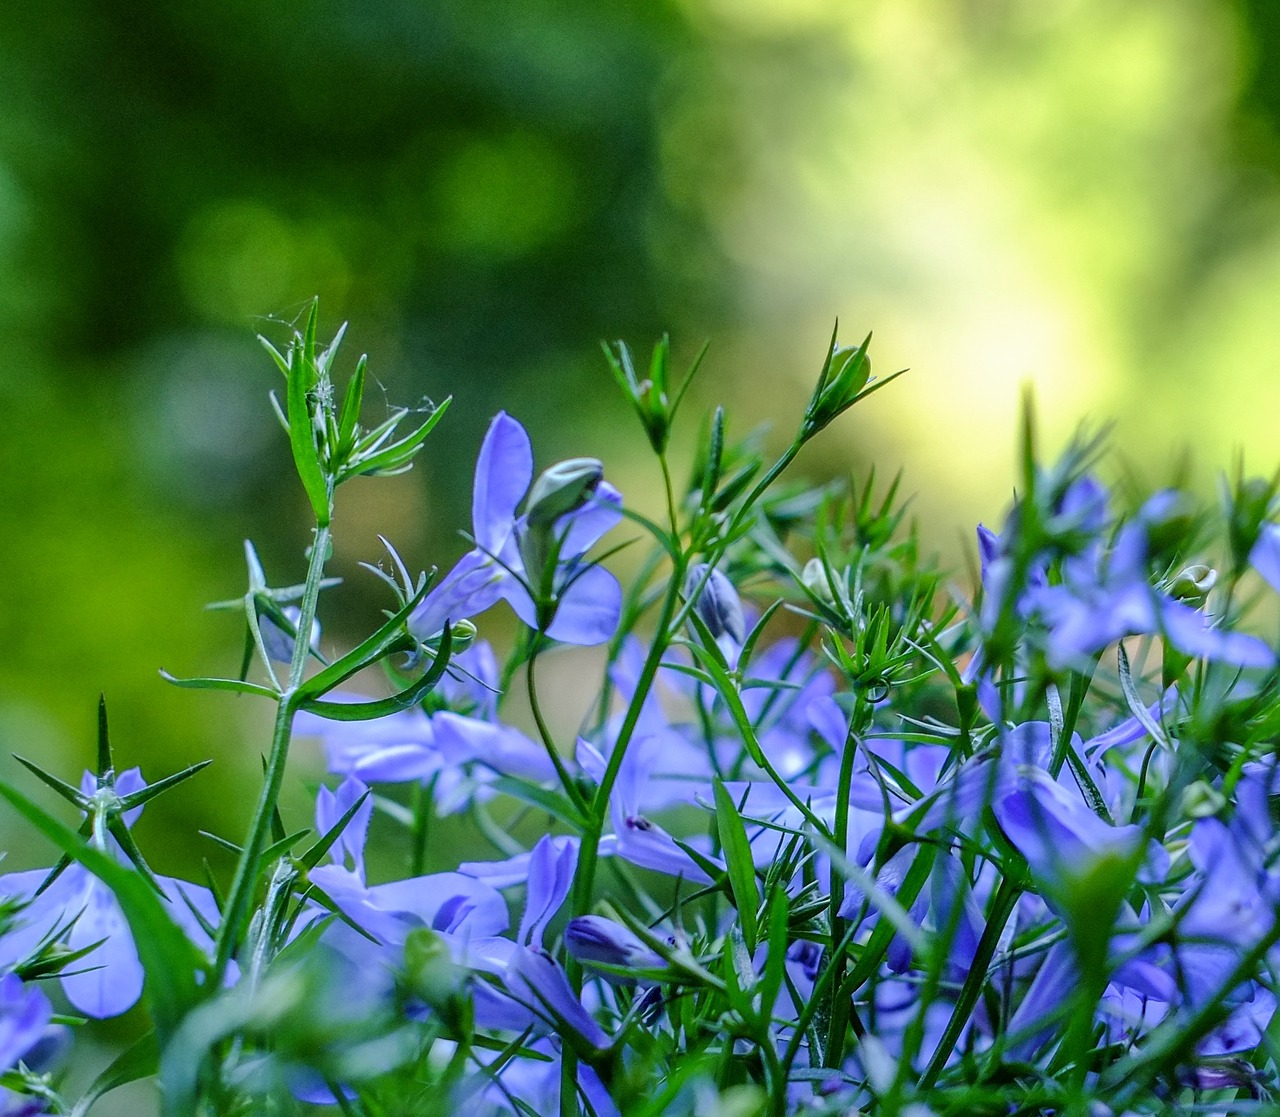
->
463;837;611;1053
1026;497;1273;670
306;776;508;953
0;972;51;1074
407;412;623;645
0;770;221;1019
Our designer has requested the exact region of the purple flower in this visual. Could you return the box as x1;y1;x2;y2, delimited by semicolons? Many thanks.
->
0;770;221;1019
993;767;1168;894
577;736;720;884
306;777;508;951
294;642;520;814
1027;508;1272;671
0;972;51;1074
407;412;623;645
463;837;611;1053
565;915;666;982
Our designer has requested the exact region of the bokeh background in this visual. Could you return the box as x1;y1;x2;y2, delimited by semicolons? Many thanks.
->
4;0;1280;1092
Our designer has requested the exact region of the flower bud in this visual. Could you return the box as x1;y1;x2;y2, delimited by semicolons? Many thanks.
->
525;458;604;527
801;557;837;607
685;563;745;644
564;915;666;982
403;928;468;1024
1167;563;1217;608
806;335;873;435
1180;779;1226;819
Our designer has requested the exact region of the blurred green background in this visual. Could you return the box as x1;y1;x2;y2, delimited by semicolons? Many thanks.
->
4;0;1280;1088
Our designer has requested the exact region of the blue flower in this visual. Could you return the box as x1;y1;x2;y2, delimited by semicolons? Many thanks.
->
306;776;508;952
0;770;221;1019
1026;496;1273;670
407;412;623;645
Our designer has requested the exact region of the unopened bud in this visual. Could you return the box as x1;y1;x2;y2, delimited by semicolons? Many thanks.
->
685;563;745;643
1180;780;1226;819
801;557;837;606
526;458;604;527
1167;564;1217;608
403;928;468;1020
564;915;666;982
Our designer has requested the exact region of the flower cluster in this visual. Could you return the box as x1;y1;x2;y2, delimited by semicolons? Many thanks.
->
2;314;1279;1117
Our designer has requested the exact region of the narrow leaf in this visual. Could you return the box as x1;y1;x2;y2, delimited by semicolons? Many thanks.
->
159;672;279;700
713;778;760;953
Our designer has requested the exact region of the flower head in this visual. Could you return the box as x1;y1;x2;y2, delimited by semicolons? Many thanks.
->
408;412;622;645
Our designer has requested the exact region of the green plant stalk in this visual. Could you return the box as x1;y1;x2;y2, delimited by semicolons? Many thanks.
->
527;650;590;818
822;711;862;1068
214;522;331;980
918;872;1021;1089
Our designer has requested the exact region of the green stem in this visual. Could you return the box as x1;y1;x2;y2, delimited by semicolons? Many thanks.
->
823;709;862;1068
214;522;330;979
526;650;590;818
918;873;1021;1089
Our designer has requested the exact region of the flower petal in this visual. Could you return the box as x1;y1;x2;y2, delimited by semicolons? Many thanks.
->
472;412;533;553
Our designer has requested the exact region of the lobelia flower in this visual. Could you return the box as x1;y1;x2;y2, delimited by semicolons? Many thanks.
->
305;776;508;956
259;604;321;664
1025;493;1273;671
0;971;55;1115
564;915;667;982
463;837;612;1060
577;735;720;884
0;770;221;1019
407;411;623;646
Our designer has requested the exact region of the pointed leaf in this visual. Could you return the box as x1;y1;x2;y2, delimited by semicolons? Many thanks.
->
298;625;453;721
159;672;279;700
69;1029;158;1117
713;778;760;953
12;755;88;808
118;761;213;812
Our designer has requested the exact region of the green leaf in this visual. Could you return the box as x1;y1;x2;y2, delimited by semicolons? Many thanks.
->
11;755;87;808
0;784;206;1039
713;778;760;953
298;790;371;871
668;339;710;425
333;358;372;457
159;671;279;700
1117;644;1171;751
286;324;331;527
298;624;453;721
338;396;453;483
96;695;112;776
69;1028;158;1117
118;760;212;812
758;890;791;1019
488;777;586;831
296;576;434;701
